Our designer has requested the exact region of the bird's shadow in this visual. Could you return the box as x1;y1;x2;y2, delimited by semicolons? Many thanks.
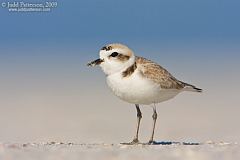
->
121;141;201;145
149;141;200;145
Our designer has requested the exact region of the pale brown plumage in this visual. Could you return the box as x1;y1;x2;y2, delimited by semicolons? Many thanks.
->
105;43;133;57
136;56;199;90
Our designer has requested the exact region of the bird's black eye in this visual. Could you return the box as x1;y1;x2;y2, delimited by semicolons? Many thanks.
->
110;52;119;57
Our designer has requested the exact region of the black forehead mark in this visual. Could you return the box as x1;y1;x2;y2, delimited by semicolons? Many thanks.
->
101;46;112;51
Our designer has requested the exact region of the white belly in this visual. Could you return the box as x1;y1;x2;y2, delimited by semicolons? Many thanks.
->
106;70;180;105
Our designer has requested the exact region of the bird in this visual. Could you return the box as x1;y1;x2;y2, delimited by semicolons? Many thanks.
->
87;43;202;145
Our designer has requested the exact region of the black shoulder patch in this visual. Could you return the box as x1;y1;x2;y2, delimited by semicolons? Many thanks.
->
122;62;137;78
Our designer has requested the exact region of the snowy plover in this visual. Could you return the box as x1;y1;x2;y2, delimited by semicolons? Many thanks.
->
87;43;202;144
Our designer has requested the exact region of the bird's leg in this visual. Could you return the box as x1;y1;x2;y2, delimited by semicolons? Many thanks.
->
121;104;142;145
148;105;158;144
132;104;142;143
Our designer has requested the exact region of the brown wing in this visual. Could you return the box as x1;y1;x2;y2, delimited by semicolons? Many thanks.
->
136;56;185;89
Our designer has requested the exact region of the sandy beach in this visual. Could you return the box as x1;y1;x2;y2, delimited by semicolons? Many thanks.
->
0;141;239;160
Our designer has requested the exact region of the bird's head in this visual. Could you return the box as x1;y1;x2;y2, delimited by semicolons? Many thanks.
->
87;43;136;75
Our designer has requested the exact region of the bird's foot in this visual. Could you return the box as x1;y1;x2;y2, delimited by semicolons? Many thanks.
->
120;138;141;145
144;140;158;145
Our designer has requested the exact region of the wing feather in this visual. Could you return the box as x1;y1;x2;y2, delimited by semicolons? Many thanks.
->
136;56;185;89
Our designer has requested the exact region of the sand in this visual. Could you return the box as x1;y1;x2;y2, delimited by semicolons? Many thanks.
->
0;141;239;160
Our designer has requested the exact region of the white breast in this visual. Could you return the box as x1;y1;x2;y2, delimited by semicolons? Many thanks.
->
106;69;180;105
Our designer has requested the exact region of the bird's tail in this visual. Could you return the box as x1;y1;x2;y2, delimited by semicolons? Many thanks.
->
180;81;202;93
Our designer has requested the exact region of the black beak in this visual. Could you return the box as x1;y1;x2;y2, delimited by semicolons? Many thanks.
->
87;58;104;67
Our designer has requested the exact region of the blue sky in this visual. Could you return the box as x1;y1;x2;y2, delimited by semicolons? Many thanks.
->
1;0;240;46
